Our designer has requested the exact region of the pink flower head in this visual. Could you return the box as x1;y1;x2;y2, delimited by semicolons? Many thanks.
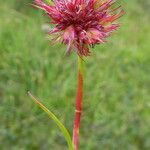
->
33;0;124;56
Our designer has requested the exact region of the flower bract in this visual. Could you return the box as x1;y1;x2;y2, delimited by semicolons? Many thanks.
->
33;0;124;56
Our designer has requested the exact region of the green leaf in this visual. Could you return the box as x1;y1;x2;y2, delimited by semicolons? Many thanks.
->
28;92;74;150
44;0;53;5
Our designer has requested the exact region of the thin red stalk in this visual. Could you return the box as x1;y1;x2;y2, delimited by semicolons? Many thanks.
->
72;57;83;150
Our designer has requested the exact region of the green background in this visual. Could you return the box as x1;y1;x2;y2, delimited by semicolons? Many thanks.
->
0;0;150;149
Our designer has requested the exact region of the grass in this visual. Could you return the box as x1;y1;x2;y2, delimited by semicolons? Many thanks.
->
0;0;150;149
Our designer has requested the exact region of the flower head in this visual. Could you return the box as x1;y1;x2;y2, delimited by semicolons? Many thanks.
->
33;0;124;56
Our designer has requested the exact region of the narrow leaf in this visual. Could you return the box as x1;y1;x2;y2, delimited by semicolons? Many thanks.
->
28;91;74;150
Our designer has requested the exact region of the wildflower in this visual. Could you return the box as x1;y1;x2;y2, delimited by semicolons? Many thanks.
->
33;0;124;56
31;1;124;150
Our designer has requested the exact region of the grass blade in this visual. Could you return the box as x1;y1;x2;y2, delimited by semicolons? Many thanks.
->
28;91;73;150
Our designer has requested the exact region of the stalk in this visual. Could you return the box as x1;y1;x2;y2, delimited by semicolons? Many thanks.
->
72;56;84;150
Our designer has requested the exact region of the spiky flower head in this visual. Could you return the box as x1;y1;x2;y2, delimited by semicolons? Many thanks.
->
33;0;124;56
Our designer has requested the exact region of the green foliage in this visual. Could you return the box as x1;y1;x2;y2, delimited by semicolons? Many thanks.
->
28;92;73;150
0;0;150;149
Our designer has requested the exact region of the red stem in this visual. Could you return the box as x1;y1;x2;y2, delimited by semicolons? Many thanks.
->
72;66;83;150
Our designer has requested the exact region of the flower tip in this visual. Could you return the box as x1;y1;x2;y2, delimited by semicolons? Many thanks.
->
33;0;124;56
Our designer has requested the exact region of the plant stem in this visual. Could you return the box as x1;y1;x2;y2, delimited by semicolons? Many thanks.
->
72;56;84;150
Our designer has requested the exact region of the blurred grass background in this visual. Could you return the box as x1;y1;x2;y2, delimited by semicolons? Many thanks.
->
0;0;150;149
